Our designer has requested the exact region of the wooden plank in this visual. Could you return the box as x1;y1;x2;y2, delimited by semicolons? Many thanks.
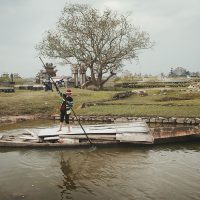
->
59;138;79;144
37;127;117;137
116;126;149;133
37;128;60;137
43;136;59;141
25;129;39;138
85;122;147;128
19;136;39;140
37;121;150;137
72;128;116;134
60;134;116;140
116;133;154;143
0;139;119;147
63;124;148;135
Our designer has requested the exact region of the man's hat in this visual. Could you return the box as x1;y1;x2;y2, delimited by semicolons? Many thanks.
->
66;89;72;95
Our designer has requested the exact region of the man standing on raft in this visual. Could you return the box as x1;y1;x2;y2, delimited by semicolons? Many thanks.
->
58;89;74;133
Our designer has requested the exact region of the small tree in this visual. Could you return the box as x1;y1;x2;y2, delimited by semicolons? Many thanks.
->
36;3;153;89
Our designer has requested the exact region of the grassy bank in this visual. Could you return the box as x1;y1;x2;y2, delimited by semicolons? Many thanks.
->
0;89;113;117
0;88;199;118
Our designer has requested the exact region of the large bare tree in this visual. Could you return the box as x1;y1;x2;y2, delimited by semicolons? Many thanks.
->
36;4;153;89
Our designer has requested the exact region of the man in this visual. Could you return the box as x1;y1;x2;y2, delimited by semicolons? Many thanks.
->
58;89;73;132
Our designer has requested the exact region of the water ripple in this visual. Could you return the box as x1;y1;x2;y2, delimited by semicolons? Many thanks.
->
18;150;52;170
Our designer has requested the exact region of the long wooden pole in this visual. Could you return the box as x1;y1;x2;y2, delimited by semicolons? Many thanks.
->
71;108;93;145
39;57;94;146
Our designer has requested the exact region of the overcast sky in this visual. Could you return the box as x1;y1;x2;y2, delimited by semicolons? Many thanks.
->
0;0;199;77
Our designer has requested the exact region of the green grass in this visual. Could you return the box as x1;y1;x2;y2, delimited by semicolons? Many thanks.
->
78;104;200;118
0;88;199;118
0;90;59;116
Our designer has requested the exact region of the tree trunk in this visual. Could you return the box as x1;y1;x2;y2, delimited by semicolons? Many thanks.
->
90;67;97;85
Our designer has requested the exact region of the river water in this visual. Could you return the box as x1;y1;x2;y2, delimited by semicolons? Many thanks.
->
0;120;200;200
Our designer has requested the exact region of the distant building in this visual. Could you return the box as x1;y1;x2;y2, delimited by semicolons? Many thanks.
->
12;73;22;79
1;73;9;78
0;73;22;82
36;63;57;83
190;72;200;77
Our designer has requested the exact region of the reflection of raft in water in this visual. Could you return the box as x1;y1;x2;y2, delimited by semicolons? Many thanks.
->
0;121;199;147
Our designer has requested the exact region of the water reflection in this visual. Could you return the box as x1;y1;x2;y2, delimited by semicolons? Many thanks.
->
0;145;200;200
57;150;96;200
58;152;77;200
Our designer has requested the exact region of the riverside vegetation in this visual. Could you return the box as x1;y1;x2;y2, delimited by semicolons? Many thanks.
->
0;87;200;118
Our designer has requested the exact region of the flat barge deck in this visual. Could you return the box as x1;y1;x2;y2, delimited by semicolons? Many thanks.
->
0;121;199;148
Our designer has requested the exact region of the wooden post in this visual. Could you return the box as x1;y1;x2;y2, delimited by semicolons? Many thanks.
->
80;65;87;85
71;64;79;87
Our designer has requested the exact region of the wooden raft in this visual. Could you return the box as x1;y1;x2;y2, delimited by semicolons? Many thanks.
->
0;122;154;147
36;121;154;144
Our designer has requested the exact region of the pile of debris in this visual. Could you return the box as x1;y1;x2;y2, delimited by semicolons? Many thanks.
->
112;91;134;99
188;83;200;92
